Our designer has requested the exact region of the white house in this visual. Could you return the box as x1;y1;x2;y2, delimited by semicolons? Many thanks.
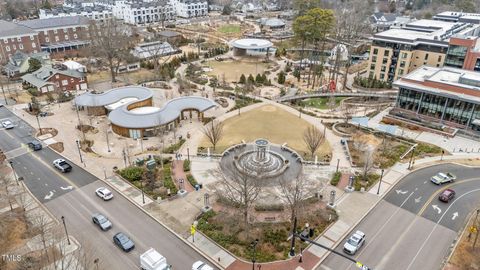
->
170;0;208;18
39;5;113;22
113;1;175;25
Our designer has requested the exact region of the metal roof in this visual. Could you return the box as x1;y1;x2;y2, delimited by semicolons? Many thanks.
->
0;20;37;38
75;86;217;129
16;16;90;30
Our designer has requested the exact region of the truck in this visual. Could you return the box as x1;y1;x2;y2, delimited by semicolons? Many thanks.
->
140;248;172;270
53;159;72;173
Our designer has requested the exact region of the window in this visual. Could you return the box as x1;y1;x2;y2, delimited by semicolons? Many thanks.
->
369;72;374;78
74;34;78;39
402;52;408;58
382;58;388;64
55;36;59;42
45;37;49;42
72;28;76;32
17;37;21;42
424;53;429;60
398;69;404;75
438;55;442;62
30;35;34;40
62;80;68;86
19;44;23;49
373;48;378;55
370;64;375;70
65;35;69;40
5;46;10;52
44;30;48;35
381;66;386;72
400;61;406;68
3;39;7;44
54;29;57;34
380;73;385;80
372;56;377;62
12;44;16;50
384;50;390;57
32;43;36;48
55;75;59;79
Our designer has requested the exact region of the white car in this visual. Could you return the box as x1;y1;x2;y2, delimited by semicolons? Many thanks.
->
431;172;456;185
95;187;113;201
343;230;365;255
2;120;14;129
192;261;214;270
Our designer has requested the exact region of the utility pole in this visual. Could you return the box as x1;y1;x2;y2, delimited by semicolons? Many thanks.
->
408;145;416;170
61;216;71;245
0;77;7;105
377;169;384;195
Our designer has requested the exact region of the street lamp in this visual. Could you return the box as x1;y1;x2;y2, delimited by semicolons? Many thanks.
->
106;127;111;153
61;216;71;245
251;239;259;270
36;114;42;135
93;258;99;270
75;140;84;166
140;180;145;204
336;158;340;173
408;145;416;170
377;169;384;195
9;160;19;186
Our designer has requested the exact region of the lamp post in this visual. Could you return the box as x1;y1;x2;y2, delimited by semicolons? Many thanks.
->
93;258;99;270
106;127;111;153
75;140;84;166
336;158;340;173
408;145;416;170
440;150;444;161
187;147;190;162
377;169;384;195
36;114;42;135
61;216;71;245
9;160;19;186
251;239;259;270
140;180;145;204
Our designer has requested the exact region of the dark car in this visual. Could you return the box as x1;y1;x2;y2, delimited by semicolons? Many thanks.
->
113;232;135;252
92;213;112;231
439;189;456;203
28;140;42;151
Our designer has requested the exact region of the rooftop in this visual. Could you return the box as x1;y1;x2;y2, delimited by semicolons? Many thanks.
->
231;38;273;49
0;20;37;38
372;19;480;46
16;16;90;30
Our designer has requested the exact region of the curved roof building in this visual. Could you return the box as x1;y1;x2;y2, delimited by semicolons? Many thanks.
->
75;86;217;137
230;38;274;57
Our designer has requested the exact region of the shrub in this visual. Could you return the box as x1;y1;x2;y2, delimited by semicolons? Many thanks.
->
162;165;178;194
187;174;198;187
183;160;191;171
27;88;40;96
164;139;186;154
119;166;145;182
330;172;342;186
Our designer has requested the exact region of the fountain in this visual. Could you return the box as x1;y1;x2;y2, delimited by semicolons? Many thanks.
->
220;139;302;186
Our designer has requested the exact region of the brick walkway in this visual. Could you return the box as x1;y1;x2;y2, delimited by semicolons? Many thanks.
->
172;160;194;192
337;173;352;190
226;251;319;270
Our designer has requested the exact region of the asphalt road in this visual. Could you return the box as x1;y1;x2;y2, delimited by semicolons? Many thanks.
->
0;106;216;269
319;164;480;270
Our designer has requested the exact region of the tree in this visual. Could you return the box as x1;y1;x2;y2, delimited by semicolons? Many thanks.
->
255;73;263;84
239;74;246;84
341;103;354;123
277;71;286;84
88;19;133;83
247;74;255;84
455;0;475;11
303;125;324;159
202;120;224;151
217;164;262;229
41;0;52;9
222;4;232;15
278;174;315;223
353;133;377;179
27;58;42;73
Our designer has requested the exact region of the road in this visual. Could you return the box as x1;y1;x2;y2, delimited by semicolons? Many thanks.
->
319;164;480;270
0;106;216;269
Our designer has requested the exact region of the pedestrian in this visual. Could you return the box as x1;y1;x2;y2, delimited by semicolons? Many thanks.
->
299;248;303;263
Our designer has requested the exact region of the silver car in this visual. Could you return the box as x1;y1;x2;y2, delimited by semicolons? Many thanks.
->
2;120;14;129
92;213;112;231
431;172;456;185
343;230;366;255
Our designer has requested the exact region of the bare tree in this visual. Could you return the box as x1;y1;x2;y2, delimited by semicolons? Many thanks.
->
202;120;224;151
353;133;377;179
341;103;354;123
303;125;324;159
216;165;262;230
88;19;134;83
0;175;14;212
278;174;313;222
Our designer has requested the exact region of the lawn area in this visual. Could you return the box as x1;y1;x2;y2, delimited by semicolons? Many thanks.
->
199;105;331;160
303;97;345;110
205;60;269;82
218;24;242;34
88;69;158;84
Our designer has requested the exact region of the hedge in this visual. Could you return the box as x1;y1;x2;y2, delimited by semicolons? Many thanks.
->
330;172;342;186
187;174;198;187
163;165;178;194
119;166;145;182
164;139;186;154
183;160;191;172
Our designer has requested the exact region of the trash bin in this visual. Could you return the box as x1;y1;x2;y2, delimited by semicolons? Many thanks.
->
199;183;203;189
195;184;200;191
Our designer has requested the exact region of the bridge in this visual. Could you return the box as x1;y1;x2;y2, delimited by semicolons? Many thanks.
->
275;91;398;102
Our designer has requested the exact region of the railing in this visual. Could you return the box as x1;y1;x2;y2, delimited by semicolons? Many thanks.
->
276;92;397;102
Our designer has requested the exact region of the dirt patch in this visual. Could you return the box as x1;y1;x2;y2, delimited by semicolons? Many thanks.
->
0;209;28;270
49;142;64;153
446;214;480;270
76;124;98;134
80;139;94;152
37;128;58;137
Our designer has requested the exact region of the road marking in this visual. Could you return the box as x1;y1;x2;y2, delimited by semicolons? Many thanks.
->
414;196;422;203
432;205;442;214
423;181;427;184
418;177;480;216
406;188;480;270
28;152;79;189
60;186;74;191
396;189;408;195
452;212;458;220
44;190;55;200
351;191;416;263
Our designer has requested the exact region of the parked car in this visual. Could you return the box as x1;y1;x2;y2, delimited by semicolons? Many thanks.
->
192;261;214;270
431;172;456;185
92;213;112;231
28;140;42;151
2;120;14;129
95;187;113;201
343;230;366;255
53;159;72;173
140;248;172;270
439;189;456;203
113;232;135;252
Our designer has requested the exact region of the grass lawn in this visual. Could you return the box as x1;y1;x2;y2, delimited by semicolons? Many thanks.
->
205;60;269;82
303;97;345;110
199;105;331;160
218;24;242;34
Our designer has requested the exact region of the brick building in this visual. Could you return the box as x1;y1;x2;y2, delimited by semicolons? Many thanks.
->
16;16;90;56
444;36;480;71
0;20;41;64
22;65;88;94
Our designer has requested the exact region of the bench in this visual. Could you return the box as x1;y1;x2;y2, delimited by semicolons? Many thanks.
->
264;216;276;222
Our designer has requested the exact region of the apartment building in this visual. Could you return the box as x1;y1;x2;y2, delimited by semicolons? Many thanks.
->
433;11;480;24
170;0;208;18
367;19;480;82
0;21;41;64
113;1;175;25
39;5;113;22
16;16;90;55
392;66;480;133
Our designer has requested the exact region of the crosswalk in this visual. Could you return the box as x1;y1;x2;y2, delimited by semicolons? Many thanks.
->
4;143;34;160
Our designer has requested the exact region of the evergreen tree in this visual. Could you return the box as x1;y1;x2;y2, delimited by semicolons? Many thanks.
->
239;74;246;84
277;71;286;84
247;74;255;84
255;74;263;84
